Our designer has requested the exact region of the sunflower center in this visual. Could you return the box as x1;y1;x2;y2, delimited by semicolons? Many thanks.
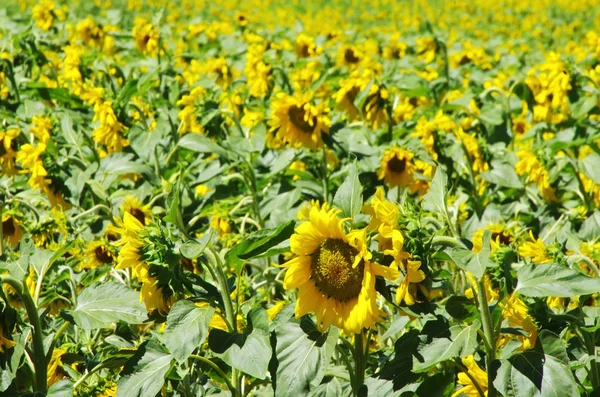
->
344;48;360;64
288;105;315;133
311;238;364;301
130;208;146;225
387;156;406;174
94;245;113;264
2;218;15;236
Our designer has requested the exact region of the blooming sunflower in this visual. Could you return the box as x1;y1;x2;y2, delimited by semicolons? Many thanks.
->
376;147;415;188
283;203;398;334
268;92;330;150
121;195;152;226
82;240;115;269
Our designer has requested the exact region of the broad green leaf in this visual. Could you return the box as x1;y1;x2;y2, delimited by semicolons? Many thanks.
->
579;211;600;240
209;308;271;379
515;263;600;297
164;300;214;364
377;329;421;390
47;379;74;397
581;153;600;185
571;94;597;120
180;231;212;259
178;133;224;156
444;230;493;278
97;153;155;186
274;317;339;397
481;162;523;189
445;296;480;322
422;167;448;215
381;316;410;341
413;320;480;372
333;161;363;219
116;349;172;397
0;235;35;280
479;103;504;125
493;331;578;397
225;220;295;269
71;283;147;329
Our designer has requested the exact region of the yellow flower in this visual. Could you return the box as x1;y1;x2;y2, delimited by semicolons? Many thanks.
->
82;240;114;270
2;214;23;248
395;260;425;306
452;355;488;397
0;324;16;353
266;301;286;321
0;128;20;177
47;348;67;386
177;86;206;135
141;278;172;314
499;294;538;350
515;150;557;202
121;195;152;226
30;116;53;144
519;231;551;264
363;187;400;252
195;184;211;198
132;17;160;56
92;101;129;153
377;147;415;188
283;203;399;334
333;70;389;128
32;0;57;31
268;92;330;150
295;34;322;58
288;160;307;181
465;274;499;303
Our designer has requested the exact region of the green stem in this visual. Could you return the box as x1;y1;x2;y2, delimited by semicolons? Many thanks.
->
583;331;600;390
353;332;366;396
0;275;46;394
476;276;497;397
336;344;356;392
190;354;237;395
321;145;329;202
0;199;4;258
204;247;235;333
431;235;468;249
71;204;111;222
46;321;70;362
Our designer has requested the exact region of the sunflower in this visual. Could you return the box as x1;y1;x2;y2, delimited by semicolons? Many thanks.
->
268;92;330;150
283;203;398;334
2;214;23;248
377;147;415;188
121;195;152;226
82;240;115;269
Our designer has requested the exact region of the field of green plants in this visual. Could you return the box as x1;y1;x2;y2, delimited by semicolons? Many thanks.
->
2;0;600;396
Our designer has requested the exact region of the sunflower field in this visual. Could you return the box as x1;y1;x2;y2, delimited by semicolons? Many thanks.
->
3;0;600;396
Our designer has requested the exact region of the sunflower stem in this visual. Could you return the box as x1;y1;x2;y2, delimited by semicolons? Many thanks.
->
476;276;497;397
321;144;330;202
190;354;237;395
353;331;367;396
0;275;47;394
0;198;4;258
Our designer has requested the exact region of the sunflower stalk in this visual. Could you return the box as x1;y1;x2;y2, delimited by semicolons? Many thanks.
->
321;144;330;202
352;331;368;396
476;275;497;397
0;275;47;394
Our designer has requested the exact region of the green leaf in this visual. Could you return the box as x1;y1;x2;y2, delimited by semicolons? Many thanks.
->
116;349;172;397
0;235;35;280
97;153;155;186
515;263;600;297
493;331;578;397
445;296;480;322
164;176;186;235
332;161;363;219
164;300;214;364
71;283;148;329
412;320;480;372
422;167;448;215
571;94;597;120
444;230;493;278
180;231;212;259
178;134;223;155
480;162;523;188
225;220;295;270
209;308;271;379
579;211;600;240
274;317;339;397
479;103;504;125
377;329;421;390
47;379;74;397
581;153;600;185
